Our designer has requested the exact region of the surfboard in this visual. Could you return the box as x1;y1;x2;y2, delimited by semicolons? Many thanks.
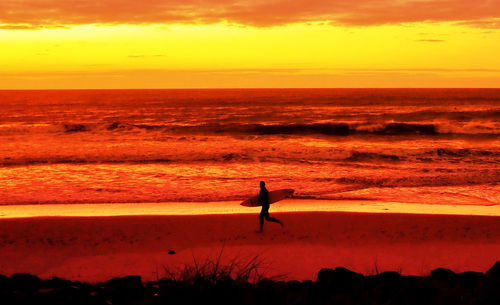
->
240;189;294;207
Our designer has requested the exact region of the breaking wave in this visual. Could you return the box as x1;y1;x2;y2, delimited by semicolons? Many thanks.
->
2;146;499;167
106;121;499;136
33;121;499;137
342;152;401;162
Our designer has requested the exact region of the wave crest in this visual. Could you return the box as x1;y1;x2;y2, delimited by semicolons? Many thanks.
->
73;121;499;136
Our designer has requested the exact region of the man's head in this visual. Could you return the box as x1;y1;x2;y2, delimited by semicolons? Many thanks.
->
260;181;266;189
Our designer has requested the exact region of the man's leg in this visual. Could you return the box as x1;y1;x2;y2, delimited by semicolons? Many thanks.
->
265;215;284;227
258;214;264;232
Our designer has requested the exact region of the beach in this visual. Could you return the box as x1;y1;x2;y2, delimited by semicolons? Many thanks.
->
0;89;498;287
1;200;498;282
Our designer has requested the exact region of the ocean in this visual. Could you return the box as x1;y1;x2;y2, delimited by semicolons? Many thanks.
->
0;89;498;205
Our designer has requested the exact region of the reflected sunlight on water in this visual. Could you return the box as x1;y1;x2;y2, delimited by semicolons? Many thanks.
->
0;89;498;208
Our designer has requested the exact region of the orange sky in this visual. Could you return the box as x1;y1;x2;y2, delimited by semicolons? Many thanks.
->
1;0;500;88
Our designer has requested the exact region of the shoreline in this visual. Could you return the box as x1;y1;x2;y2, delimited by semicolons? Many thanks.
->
1;199;499;219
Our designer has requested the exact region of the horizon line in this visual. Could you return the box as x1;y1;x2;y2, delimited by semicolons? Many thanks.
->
2;87;500;91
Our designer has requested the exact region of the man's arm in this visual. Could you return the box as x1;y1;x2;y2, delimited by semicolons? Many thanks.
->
259;189;269;205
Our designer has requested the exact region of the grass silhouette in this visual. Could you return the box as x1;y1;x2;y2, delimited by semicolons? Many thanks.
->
162;248;284;284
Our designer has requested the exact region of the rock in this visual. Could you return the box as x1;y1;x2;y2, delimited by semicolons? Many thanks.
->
316;267;363;293
477;261;500;305
483;261;500;285
431;268;455;285
376;271;401;282
0;274;8;287
456;271;483;289
106;275;143;291
9;273;42;292
43;276;72;289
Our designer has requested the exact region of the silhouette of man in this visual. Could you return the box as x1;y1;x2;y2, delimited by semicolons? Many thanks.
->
257;181;283;233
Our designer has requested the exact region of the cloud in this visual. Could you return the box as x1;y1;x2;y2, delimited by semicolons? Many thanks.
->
416;39;445;42
0;23;69;30
1;0;500;29
457;19;500;28
128;54;168;58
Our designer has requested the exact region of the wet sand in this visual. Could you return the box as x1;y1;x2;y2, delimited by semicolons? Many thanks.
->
1;199;499;218
0;200;498;282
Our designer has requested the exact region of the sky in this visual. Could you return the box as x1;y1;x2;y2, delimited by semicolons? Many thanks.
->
1;0;500;88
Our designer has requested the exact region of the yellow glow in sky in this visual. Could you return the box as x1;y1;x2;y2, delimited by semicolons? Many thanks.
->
1;22;500;88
